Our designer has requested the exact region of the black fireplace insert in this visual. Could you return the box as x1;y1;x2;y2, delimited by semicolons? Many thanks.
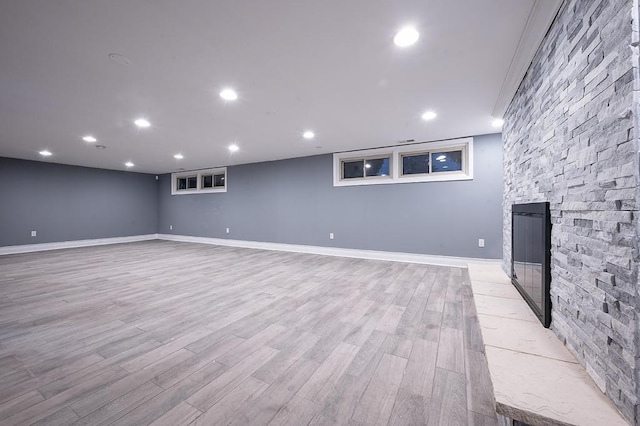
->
511;202;551;327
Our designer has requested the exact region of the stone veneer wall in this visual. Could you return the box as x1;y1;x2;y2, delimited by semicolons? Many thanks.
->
502;0;639;422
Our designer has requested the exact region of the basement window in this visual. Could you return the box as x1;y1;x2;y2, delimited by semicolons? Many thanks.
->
172;167;227;195
401;152;430;175
400;147;466;176
333;137;473;187
214;174;225;187
341;155;392;180
202;174;213;188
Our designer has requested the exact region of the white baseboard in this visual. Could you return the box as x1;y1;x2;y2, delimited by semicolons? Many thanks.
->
0;234;159;256
157;234;502;268
0;233;502;267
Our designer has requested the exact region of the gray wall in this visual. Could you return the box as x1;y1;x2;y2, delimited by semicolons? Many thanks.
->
0;157;158;246
502;0;638;422
159;133;503;259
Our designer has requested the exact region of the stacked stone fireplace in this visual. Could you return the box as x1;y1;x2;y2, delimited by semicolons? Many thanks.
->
502;0;639;423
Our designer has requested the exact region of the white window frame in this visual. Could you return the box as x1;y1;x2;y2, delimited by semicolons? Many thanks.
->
333;137;473;187
171;167;227;195
339;150;394;183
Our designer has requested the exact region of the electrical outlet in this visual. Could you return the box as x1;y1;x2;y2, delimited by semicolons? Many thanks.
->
169;225;173;231
329;232;334;240
478;238;485;248
226;228;230;234
31;230;37;237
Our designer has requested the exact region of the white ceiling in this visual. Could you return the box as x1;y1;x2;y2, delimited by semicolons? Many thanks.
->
0;0;560;174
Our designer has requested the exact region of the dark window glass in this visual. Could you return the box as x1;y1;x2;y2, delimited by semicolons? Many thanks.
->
177;177;187;190
343;160;364;179
364;157;390;177
187;176;197;189
202;175;213;188
432;150;462;173
214;174;225;187
402;154;430;175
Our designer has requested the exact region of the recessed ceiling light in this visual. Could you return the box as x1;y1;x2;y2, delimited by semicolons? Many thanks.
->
174;154;184;160
134;118;150;128
394;26;419;47
365;163;372;169
303;131;315;140
95;145;107;150
228;144;239;152
125;161;134;167
436;155;446;161
82;135;97;143
220;88;238;101
422;111;437;121
39;150;52;156
492;118;505;128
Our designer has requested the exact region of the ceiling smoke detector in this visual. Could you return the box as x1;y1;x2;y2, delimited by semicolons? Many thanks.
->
108;53;132;65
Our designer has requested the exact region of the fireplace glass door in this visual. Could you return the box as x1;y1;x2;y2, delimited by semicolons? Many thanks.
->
511;202;551;327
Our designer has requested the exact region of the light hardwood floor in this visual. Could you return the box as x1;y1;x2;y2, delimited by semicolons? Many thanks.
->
0;240;497;425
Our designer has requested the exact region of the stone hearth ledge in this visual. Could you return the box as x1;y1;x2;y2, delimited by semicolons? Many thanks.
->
466;263;628;426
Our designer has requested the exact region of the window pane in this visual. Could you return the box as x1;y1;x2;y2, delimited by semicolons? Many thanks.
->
214;174;225;187
202;175;213;188
177;178;187;190
402;154;430;175
343;160;364;179
365;157;390;177
187;176;197;189
432;150;462;173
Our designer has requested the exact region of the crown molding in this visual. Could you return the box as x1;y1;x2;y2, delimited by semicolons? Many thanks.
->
492;0;563;119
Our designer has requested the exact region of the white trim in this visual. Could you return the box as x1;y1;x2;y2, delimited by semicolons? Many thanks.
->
492;0;562;118
157;233;500;268
333;137;473;187
0;234;158;256
171;167;227;195
0;233;502;268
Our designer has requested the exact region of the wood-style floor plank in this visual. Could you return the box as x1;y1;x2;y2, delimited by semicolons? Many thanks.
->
465;349;497;418
387;388;429;426
400;338;438;398
229;358;320;426
0;390;45;421
428;367;468;426
147;401;201;426
297;342;359;404
436;328;465;373
350;353;407;425
0;240;497;425
70;381;163;426
191;376;269;426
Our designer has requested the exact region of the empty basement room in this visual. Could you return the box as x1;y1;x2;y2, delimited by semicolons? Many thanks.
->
0;0;638;425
